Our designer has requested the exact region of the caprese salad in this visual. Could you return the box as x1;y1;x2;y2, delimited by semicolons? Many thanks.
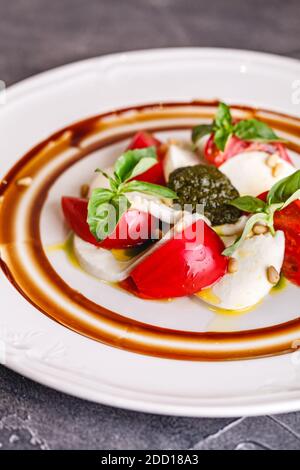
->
61;102;300;312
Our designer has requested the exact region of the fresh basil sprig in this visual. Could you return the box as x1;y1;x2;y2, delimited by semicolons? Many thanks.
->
191;124;214;145
229;195;267;214
192;102;284;151
223;170;300;256
114;147;157;182
87;147;177;241
234;119;280;142
267;170;300;207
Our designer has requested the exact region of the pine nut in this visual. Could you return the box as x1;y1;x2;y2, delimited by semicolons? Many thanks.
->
253;223;269;235
267;266;280;285
272;163;283;178
16;177;32;187
167;138;181;146
80;184;89;198
159;143;169;154
266;153;279;168
228;257;238;273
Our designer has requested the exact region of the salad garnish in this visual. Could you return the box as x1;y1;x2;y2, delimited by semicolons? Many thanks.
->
192;102;284;151
87;147;177;241
223;170;300;256
61;125;300;309
168;164;241;225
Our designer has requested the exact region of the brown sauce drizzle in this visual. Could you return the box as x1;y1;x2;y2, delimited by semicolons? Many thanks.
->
1;101;300;361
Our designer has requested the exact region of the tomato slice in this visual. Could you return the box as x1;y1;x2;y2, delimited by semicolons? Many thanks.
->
274;199;300;233
127;131;166;185
127;131;161;150
121;218;228;299
204;134;293;167
273;200;300;286
62;197;98;245
205;134;249;167
279;229;300;286
61;196;155;249
257;192;300;286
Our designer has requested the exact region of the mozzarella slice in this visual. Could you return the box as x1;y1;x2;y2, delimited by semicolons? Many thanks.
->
214;215;248;236
73;235;141;282
220;151;295;196
126;191;181;224
197;231;285;311
163;144;199;181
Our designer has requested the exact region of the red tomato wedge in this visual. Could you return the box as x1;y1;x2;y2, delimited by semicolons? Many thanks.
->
278;229;300;286
61;196;155;249
274;200;300;286
121;218;228;299
127;131;161;150
204;134;293;167
257;192;300;286
205;135;249;167
127;131;166;185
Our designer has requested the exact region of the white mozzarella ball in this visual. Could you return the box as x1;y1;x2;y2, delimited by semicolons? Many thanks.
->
197;231;285;311
220;151;295;196
163;144;199;181
127;192;181;224
73;235;136;282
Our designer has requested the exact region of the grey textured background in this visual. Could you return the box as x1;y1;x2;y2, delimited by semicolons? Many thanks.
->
1;0;300;450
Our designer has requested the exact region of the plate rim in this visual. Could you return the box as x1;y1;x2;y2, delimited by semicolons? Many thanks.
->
2;47;300;417
5;47;300;105
7;357;300;418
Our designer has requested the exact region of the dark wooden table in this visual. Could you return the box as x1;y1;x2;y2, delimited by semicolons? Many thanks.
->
1;0;300;450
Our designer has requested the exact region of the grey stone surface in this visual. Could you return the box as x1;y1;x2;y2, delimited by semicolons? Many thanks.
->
0;367;234;450
192;417;300;450
1;0;300;450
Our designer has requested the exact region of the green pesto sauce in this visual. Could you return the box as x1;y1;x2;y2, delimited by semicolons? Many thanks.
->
168;165;241;225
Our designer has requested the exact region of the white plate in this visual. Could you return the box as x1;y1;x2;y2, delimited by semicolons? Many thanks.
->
1;48;300;417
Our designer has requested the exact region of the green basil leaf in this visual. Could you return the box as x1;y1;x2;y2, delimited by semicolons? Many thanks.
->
214;102;232;129
122;180;177;199
87;202;110;241
94;168;118;191
233;119;282;142
229;196;267;213
267;170;300;205
223;212;268;257
214;127;231;151
109;178;119;191
191;124;214;144
281;189;300;209
114;147;157;182
87;188;114;240
93;202;114;240
126;156;158;181
110;193;131;232
87;192;131;241
95;168;110;179
88;188;114;207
